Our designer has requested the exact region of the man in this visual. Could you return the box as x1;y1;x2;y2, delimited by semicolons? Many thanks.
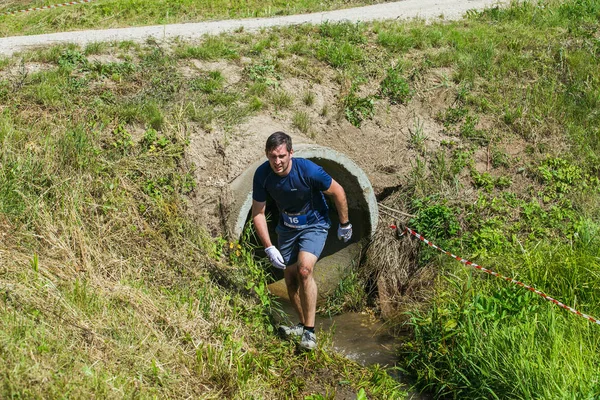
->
252;131;353;350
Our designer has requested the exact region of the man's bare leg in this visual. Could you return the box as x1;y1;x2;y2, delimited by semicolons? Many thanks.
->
284;263;304;324
296;251;318;328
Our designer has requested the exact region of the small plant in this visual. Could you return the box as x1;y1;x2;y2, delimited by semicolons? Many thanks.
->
190;70;225;94
440;106;468;128
292;111;311;134
57;49;88;70
376;29;415;52
319;21;367;44
245;59;280;86
410;199;460;242
288;40;310;56
143;176;174;199
471;170;495;192
408;117;427;152
503;105;523;125
250;33;279;55
141;128;158;150
430;150;452;183
537;157;598;198
30;254;39;273
320;105;329;117
140;128;170;152
110;124;134;155
142;102;164;130
207;91;239;106
247;82;268;97
87;61;136;78
460;115;489;144
302;91;315;106
407;157;427;194
470;170;511;191
451;148;474;175
379;66;412;104
491;147;510;168
343;87;374;127
270;89;293;110
495;175;512;189
441;139;457;147
455;82;472;104
316;40;364;68
176;36;239;60
247;96;263;111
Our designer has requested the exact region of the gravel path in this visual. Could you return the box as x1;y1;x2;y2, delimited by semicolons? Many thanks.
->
0;0;508;56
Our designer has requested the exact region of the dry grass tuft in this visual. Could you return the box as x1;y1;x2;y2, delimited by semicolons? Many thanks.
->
362;201;435;323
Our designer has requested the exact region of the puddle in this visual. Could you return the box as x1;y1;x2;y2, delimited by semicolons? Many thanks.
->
275;300;431;400
317;311;401;367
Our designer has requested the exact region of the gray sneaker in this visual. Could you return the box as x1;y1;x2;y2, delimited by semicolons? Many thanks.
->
278;323;304;338
299;330;317;350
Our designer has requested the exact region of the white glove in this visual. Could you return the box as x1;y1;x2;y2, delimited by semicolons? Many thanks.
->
265;246;286;269
337;222;353;242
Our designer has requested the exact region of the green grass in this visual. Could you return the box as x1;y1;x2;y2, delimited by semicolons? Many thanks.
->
379;66;412;105
408;117;427;153
2;0;600;398
343;86;375;128
0;0;393;37
390;1;600;395
270;88;293;110
292;110;311;134
402;241;600;398
0;38;406;398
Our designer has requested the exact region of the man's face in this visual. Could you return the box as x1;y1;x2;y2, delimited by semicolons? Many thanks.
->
266;144;293;176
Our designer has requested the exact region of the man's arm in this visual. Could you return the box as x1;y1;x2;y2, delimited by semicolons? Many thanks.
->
252;199;286;269
252;200;273;248
324;179;353;242
323;179;349;224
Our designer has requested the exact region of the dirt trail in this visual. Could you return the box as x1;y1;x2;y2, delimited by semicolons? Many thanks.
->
0;0;508;56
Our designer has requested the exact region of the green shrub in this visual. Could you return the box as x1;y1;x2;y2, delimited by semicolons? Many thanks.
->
379;66;412;104
245;59;280;85
410;199;460;242
343;88;374;127
537;157;599;199
270;89;293;109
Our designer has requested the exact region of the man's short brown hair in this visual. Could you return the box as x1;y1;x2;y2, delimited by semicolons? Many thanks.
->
265;131;292;153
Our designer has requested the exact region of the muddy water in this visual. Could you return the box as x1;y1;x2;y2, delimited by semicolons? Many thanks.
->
275;300;431;399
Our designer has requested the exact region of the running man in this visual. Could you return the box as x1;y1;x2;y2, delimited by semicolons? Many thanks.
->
252;132;353;350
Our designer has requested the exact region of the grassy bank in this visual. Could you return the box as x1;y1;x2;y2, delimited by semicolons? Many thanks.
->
0;35;405;400
1;0;599;398
0;0;391;37
383;1;600;398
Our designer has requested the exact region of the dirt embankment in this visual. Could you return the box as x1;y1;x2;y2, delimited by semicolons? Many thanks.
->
184;55;527;237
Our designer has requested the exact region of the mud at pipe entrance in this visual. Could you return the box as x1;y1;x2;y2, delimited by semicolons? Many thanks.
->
227;144;378;301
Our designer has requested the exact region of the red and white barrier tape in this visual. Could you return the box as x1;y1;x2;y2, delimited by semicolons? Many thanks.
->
1;0;97;16
391;224;600;326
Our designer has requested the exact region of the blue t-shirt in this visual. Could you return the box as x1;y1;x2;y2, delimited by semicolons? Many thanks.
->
252;158;332;229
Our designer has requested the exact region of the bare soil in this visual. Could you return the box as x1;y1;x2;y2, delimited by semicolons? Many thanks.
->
183;57;529;236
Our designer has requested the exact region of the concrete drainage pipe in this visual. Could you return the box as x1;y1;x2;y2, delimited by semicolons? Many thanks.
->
227;144;378;301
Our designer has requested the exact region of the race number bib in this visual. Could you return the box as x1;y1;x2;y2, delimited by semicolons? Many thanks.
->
282;212;308;228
